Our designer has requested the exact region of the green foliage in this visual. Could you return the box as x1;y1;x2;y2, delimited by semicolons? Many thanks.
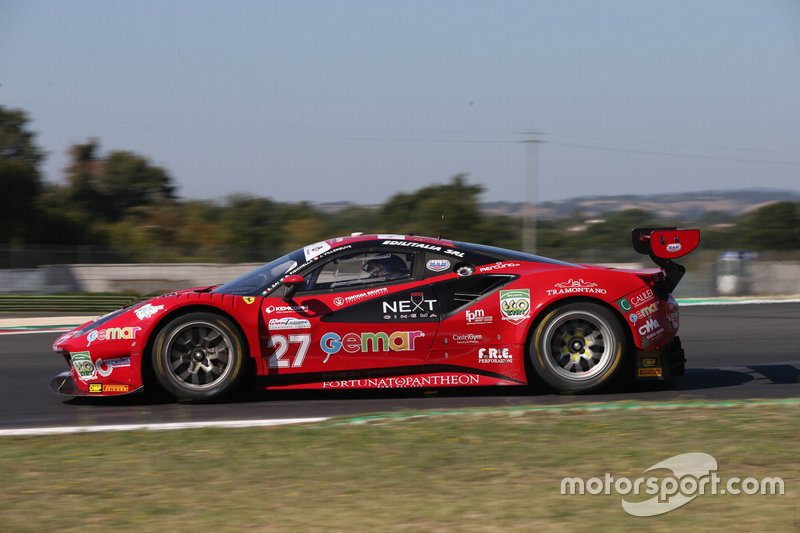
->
4;105;798;262
0;106;46;243
381;175;486;241
736;202;800;250
0;106;44;164
0;159;41;242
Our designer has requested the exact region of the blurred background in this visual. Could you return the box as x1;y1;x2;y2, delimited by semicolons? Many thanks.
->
1;1;799;300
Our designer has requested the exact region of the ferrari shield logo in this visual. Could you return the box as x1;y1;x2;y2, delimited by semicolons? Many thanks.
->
500;289;530;325
243;297;255;305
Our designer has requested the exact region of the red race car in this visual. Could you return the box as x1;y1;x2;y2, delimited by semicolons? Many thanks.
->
51;228;699;401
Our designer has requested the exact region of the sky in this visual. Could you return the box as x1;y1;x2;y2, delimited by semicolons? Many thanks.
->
1;0;799;205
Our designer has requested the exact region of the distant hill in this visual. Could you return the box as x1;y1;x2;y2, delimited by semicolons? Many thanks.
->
315;189;800;221
513;189;800;221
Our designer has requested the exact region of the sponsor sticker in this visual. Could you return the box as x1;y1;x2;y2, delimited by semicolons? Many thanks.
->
628;302;659;323
499;289;531;325
303;241;331;261
332;287;389;307
87;327;141;346
70;351;95;381
638;318;664;341
320;331;424;362
666;243;682;253
637;368;663;377
264;304;309;314
88;383;103;393
426;259;451;272
95;357;132;378
452;334;483;344
103;384;130;393
478;262;520;273
641;357;657;368
465;309;493;325
323;374;480;389
134;303;165;320
629;289;655;308
268;317;311;330
382;293;437;320
546;279;607;296
478;347;513;364
618;298;632;311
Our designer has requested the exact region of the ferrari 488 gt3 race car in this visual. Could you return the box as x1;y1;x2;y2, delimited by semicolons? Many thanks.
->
51;228;699;401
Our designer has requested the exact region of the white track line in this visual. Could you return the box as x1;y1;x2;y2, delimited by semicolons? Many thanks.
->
0;328;72;335
0;418;329;437
679;298;800;306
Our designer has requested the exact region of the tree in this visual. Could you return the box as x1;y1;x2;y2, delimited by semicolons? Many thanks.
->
381;175;486;241
0;106;44;242
100;151;177;221
737;202;800;250
60;142;178;223
0;106;44;164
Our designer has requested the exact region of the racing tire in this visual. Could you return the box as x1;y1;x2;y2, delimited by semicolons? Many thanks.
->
529;302;627;393
152;312;247;402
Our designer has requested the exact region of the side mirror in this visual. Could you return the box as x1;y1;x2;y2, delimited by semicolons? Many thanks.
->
281;275;305;301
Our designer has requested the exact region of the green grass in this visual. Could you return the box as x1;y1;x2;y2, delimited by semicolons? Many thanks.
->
1;403;798;532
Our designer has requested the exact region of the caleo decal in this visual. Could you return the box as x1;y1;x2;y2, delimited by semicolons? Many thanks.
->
499;289;531;325
320;331;425;362
629;289;655;308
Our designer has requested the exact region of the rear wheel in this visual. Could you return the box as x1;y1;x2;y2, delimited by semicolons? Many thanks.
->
152;312;247;402
530;302;627;393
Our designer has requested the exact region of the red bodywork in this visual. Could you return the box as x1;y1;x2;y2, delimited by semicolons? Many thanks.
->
51;230;697;396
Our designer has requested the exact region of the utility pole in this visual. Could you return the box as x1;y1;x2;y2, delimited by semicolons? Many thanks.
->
522;130;543;253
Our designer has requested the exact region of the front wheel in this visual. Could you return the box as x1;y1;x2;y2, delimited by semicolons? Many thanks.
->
152;312;247;402
529;302;628;393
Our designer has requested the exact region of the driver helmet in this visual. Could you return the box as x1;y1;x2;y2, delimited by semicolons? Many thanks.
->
363;255;408;280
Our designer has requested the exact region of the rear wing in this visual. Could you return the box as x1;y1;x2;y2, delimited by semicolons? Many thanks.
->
632;228;700;292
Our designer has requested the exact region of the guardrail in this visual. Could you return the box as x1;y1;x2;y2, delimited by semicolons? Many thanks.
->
0;294;140;314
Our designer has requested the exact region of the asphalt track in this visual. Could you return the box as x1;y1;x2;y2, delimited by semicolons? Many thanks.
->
0;303;798;431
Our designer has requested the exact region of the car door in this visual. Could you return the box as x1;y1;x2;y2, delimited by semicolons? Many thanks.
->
260;247;439;379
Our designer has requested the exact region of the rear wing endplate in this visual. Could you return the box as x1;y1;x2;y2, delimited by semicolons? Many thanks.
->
632;228;700;292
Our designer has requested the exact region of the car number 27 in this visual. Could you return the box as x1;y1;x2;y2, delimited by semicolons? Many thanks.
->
267;334;311;368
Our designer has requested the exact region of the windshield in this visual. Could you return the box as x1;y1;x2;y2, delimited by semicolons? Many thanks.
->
212;249;306;296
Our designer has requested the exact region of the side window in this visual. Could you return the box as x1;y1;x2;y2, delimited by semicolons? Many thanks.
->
302;251;416;292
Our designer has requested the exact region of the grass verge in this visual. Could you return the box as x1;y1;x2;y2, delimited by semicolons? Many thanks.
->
1;402;797;532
